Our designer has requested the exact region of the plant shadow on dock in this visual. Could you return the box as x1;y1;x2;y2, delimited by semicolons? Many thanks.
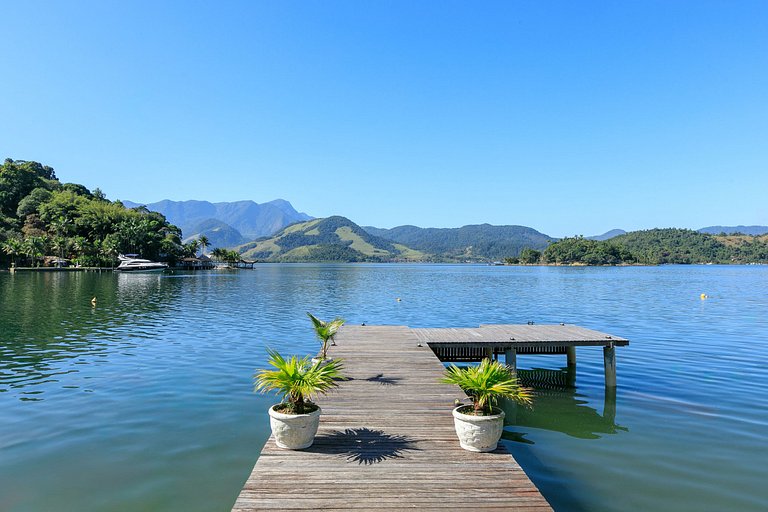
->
364;373;402;386
341;373;403;386
309;428;419;465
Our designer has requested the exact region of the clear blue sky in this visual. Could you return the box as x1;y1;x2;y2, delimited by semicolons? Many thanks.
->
2;1;766;237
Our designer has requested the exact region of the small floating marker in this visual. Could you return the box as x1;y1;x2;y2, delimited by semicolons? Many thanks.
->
700;293;708;300
396;298;402;302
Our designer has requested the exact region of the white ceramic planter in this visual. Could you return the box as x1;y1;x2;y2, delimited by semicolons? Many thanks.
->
451;406;505;452
268;404;322;450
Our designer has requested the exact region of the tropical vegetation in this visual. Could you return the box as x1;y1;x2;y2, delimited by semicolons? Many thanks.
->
254;349;344;414
0;158;188;267
505;230;768;265
441;359;532;416
307;313;345;361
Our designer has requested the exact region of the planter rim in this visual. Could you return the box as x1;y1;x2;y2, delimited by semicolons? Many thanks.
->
452;405;505;421
269;403;322;420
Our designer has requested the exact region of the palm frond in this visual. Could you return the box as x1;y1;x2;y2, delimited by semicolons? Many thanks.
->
441;359;532;415
254;349;345;412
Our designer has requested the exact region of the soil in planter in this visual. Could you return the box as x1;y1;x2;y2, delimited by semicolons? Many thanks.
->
274;401;319;415
456;404;503;416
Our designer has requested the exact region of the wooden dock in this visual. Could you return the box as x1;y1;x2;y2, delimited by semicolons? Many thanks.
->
233;325;553;511
413;324;629;388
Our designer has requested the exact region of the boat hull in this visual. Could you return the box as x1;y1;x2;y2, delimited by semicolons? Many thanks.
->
116;265;167;272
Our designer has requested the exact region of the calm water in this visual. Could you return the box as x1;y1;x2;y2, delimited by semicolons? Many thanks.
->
1;265;767;511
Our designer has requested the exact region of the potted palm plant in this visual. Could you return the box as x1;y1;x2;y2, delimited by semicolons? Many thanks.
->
441;359;532;452
307;312;345;364
254;349;344;449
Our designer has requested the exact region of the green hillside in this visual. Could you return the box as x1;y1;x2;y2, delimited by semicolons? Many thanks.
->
536;229;768;265
364;224;554;261
238;216;427;262
0;158;185;267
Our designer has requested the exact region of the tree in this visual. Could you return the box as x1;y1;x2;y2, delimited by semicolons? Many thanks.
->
2;237;23;266
0;159;55;217
16;187;53;218
183;240;200;258
211;247;226;261
198;235;209;256
22;236;48;267
518;248;542;264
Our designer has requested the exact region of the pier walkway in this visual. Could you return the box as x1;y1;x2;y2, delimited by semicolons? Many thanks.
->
233;325;553;511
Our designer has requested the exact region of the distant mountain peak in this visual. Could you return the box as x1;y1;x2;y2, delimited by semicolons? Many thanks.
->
121;198;313;244
587;229;627;241
238;216;426;262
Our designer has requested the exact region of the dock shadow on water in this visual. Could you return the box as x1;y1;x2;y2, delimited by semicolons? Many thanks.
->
501;368;627;441
309;428;419;465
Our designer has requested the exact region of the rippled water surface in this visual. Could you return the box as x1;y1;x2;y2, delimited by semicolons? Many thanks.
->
1;265;767;511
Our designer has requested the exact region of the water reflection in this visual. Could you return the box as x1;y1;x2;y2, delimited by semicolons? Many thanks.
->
0;272;182;397
501;368;626;440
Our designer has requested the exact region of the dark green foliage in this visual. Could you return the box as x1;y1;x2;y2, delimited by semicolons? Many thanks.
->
543;237;636;265
366;223;553;261
0;158;183;268
541;229;768;265
279;244;369;263
0;159;56;218
611;229;728;264
518;248;542;264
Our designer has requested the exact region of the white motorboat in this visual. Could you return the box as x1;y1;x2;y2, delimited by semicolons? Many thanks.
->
116;254;168;272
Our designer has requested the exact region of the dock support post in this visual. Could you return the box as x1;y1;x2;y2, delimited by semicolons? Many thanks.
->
566;346;576;367
485;346;494;361
603;344;616;388
504;347;517;374
603;386;617;423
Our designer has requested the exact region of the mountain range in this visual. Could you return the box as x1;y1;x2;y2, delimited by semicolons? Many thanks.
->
121;199;312;248
363;224;554;261
238;216;426;262
122;197;768;262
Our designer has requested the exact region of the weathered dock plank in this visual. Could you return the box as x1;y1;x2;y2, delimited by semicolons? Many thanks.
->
232;325;552;511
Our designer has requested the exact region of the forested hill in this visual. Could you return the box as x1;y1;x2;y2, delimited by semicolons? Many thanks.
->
0;158;187;267
529;229;768;265
237;216;426;262
364;224;554;261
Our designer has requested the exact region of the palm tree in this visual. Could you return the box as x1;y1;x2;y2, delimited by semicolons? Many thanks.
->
211;247;225;262
184;240;199;258
254;349;344;414
307;313;346;361
2;237;23;267
198;235;209;256
225;250;241;265
22;236;48;267
441;359;532;415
